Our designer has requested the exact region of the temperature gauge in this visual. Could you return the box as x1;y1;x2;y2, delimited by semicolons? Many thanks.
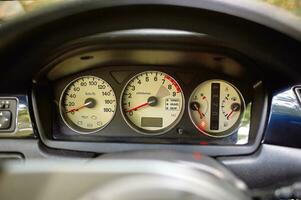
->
188;80;245;137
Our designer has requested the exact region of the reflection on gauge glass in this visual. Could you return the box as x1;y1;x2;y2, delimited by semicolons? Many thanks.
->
59;76;116;134
121;71;184;135
188;79;245;137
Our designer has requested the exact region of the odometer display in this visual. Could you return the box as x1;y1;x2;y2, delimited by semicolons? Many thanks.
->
59;76;116;134
121;71;184;135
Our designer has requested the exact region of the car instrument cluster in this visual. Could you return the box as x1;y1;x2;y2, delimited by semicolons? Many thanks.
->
53;67;252;146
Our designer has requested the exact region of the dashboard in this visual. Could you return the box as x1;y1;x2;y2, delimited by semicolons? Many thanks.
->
31;29;267;155
1;0;301;193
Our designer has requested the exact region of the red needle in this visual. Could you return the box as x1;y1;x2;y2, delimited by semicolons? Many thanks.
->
66;102;91;113
126;102;149;113
193;103;205;119
227;110;234;120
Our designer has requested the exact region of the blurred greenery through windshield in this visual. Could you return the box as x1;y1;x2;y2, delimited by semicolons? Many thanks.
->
0;0;301;22
259;0;301;16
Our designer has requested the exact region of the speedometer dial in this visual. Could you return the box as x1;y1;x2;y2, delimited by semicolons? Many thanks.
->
121;71;184;135
59;76;116;134
188;80;245;137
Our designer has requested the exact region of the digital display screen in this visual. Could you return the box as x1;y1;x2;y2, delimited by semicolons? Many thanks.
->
141;117;163;127
210;83;220;130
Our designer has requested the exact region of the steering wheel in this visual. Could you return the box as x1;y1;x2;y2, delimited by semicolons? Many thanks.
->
0;0;301;200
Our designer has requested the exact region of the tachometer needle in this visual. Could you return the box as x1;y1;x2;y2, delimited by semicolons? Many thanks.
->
66;101;92;113
126;102;149;113
126;97;158;113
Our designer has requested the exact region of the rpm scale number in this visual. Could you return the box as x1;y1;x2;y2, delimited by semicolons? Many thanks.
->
60;76;116;134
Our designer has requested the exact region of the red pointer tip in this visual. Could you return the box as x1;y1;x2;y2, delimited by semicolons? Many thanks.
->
193;103;205;119
227;110;234;120
126;102;149;113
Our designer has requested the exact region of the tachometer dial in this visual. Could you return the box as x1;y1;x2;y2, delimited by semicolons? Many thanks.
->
188;80;245;137
59;76;116;134
121;71;184;135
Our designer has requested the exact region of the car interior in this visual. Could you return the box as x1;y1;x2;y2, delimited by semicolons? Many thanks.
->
0;0;301;199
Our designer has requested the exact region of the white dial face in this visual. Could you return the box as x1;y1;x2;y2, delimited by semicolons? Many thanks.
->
121;71;184;135
60;76;116;134
188;80;245;137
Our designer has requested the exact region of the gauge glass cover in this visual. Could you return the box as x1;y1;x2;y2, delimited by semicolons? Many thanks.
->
121;71;184;135
59;76;116;134
188;79;245;137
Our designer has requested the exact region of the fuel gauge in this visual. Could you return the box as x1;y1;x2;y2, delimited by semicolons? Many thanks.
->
188;80;245;137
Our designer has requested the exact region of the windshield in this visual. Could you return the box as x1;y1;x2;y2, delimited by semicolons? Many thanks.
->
0;0;301;22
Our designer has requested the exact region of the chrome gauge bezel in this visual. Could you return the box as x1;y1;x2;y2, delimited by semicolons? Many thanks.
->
188;79;246;138
59;75;117;134
120;71;185;136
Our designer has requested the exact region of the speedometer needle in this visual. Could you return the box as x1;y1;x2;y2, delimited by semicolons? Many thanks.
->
66;101;92;113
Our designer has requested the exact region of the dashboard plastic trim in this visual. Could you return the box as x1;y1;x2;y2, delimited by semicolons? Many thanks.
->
0;96;35;138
